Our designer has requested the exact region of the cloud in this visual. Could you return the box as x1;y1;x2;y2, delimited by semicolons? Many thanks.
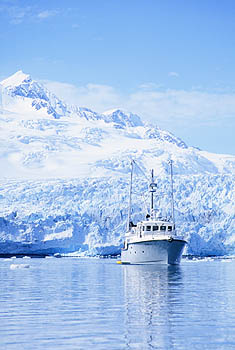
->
128;89;235;128
0;4;59;24
42;80;235;129
168;72;179;78
93;36;104;41
37;10;58;19
138;82;163;90
1;5;33;24
43;81;122;112
72;23;79;28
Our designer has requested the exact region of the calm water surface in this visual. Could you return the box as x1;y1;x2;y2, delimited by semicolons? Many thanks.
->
1;257;235;350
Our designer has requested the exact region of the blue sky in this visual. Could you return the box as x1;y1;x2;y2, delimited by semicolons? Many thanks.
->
1;0;235;155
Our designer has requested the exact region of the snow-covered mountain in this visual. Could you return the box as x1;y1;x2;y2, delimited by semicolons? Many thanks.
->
0;71;234;256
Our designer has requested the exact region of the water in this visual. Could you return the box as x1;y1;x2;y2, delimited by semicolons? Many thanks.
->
1;257;235;350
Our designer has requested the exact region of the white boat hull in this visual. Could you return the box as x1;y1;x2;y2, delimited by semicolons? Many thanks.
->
121;239;186;265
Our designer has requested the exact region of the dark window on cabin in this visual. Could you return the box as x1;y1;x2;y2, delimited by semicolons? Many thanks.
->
168;226;172;231
160;226;166;231
153;226;159;231
142;226;145;231
146;226;151;231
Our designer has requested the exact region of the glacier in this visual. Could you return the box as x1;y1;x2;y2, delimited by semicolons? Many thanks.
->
0;71;234;256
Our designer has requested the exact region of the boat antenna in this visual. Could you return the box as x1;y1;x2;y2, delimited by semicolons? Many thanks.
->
169;160;175;227
127;159;134;231
149;169;157;218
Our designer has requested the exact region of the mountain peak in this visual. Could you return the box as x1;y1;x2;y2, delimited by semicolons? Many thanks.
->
103;108;125;115
1;70;31;88
102;108;144;127
0;71;68;119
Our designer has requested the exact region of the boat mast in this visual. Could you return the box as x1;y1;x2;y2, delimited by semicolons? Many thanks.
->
127;160;134;231
149;169;157;219
169;160;175;226
151;169;154;211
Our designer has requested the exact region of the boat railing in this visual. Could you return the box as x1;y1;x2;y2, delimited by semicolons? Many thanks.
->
150;215;172;222
144;230;173;237
127;228;175;239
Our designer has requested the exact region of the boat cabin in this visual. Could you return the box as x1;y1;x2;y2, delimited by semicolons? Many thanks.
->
140;221;174;233
127;220;175;239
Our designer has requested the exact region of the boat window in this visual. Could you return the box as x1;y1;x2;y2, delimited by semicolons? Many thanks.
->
146;226;151;231
168;226;172;231
160;226;166;231
142;226;145;231
153;226;159;231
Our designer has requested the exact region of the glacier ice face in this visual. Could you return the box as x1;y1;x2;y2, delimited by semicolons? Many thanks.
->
0;174;234;256
0;71;234;256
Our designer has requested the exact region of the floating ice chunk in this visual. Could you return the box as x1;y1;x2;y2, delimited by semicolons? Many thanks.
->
221;257;234;263
23;256;31;259
10;264;30;269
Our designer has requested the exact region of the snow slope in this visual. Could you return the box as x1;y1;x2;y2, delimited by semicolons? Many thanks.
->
0;71;234;256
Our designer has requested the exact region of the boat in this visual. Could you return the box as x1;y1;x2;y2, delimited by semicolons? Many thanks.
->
120;160;187;265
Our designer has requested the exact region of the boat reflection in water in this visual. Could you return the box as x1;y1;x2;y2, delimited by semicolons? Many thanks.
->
123;264;183;349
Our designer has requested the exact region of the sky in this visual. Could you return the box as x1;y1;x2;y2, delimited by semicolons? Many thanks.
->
0;0;235;155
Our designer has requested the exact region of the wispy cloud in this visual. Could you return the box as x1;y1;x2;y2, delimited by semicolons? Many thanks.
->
72;23;79;29
93;36;104;41
43;81;122;112
138;82;163;90
37;10;58;20
42;80;235;129
168;72;180;78
0;4;59;24
127;89;235;127
0;5;33;24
